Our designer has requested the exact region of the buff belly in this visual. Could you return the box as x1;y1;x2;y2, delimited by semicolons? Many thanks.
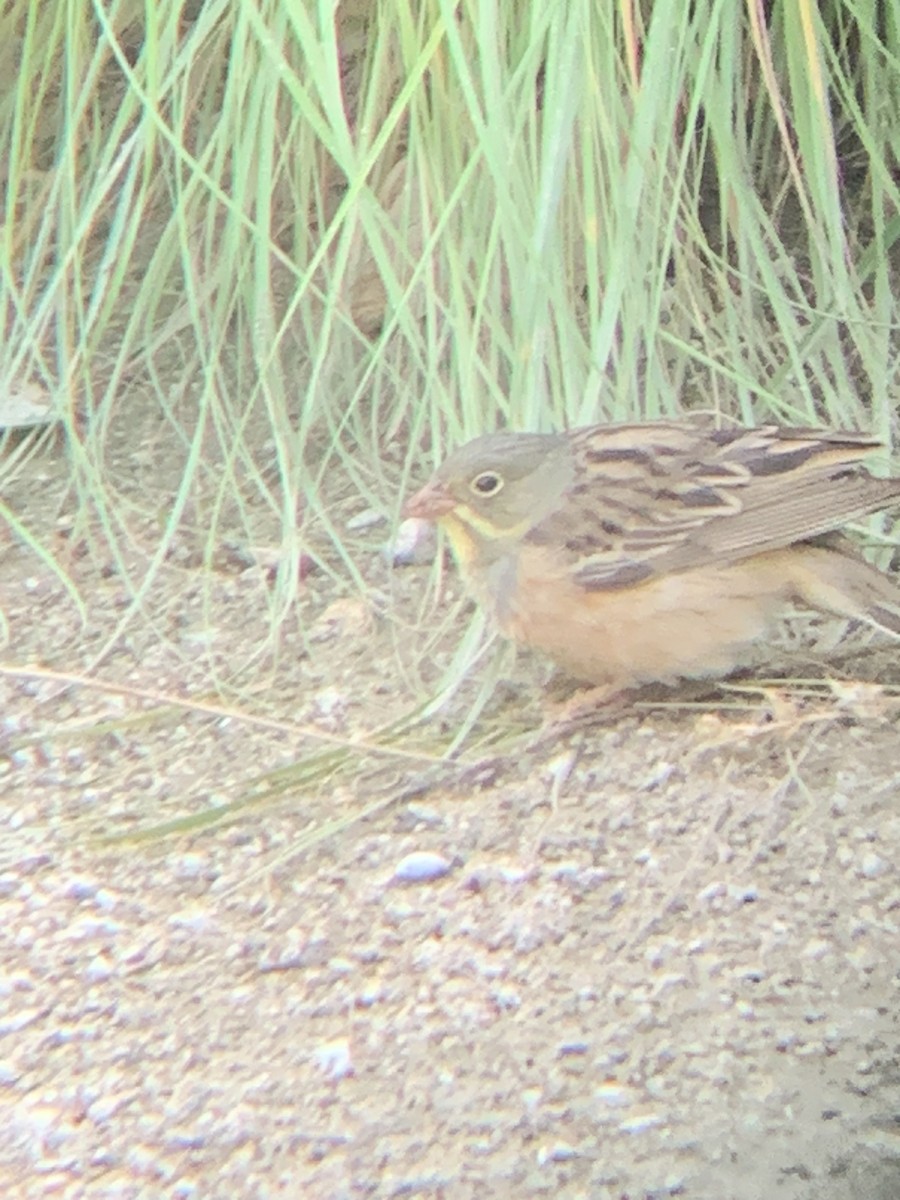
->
483;549;806;688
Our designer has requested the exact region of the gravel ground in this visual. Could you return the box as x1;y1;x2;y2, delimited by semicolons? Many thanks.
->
1;449;898;1200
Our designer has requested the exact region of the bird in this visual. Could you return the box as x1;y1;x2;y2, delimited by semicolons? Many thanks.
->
402;419;900;697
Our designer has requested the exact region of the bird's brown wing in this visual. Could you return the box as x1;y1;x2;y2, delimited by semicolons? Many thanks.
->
525;420;900;591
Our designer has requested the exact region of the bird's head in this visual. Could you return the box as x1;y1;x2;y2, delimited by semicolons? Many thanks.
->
403;431;573;546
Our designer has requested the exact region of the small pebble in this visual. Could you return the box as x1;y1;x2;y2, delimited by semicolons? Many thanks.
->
557;1041;590;1057
803;939;831;961
0;1062;20;1084
697;880;726;902
312;688;348;720
858;853;889;879
594;1081;634;1108
404;803;444;826
619;1111;663;1133
84;955;113;983
735;964;766;981
346;508;385;531
490;986;521;1011
640;761;675;790
171;854;207;880
312;1039;353;1079
537;1141;578;1164
167;907;215;933
498;865;532;885
62;877;100;902
389;518;436;566
393;851;453;883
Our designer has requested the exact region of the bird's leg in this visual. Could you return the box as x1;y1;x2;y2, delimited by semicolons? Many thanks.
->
538;675;734;738
538;681;634;734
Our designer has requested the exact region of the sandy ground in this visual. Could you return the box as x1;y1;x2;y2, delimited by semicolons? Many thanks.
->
1;436;898;1200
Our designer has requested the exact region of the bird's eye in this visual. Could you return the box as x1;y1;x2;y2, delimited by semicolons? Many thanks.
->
470;471;504;497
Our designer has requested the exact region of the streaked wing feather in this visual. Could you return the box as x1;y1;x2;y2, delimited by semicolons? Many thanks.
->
653;471;900;576
526;421;900;591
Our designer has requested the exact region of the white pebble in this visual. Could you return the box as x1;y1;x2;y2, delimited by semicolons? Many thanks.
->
312;1039;353;1079
346;508;386;531
619;1111;663;1133
859;853;890;879
697;880;726;902
313;688;347;719
61;877;100;901
167;907;215;933
389;518;436;565
84;956;113;983
537;1141;578;1164
393;852;453;883
803;938;831;960
594;1082;635;1108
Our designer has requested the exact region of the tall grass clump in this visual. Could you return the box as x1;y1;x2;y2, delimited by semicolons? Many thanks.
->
0;0;897;673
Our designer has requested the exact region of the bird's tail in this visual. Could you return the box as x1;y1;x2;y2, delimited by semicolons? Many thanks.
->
790;537;900;637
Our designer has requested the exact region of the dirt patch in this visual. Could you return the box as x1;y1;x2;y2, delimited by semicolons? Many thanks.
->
1;439;898;1200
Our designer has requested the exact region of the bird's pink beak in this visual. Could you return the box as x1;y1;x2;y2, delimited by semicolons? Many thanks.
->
402;479;457;521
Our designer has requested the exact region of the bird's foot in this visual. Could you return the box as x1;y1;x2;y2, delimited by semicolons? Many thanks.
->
537;682;633;738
